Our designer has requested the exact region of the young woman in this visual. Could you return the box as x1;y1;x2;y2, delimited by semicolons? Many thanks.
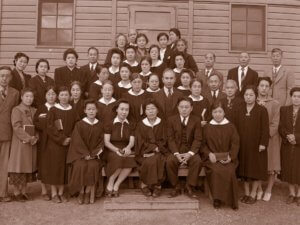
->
104;99;136;197
88;65;109;101
8;88;38;201
177;69;193;96
135;99;168;197
114;63;132;100
168;28;181;52
202;100;240;210
279;87;300;206
149;45;167;80
173;52;186;87
139;56;152;89
67;100;104;205
28;59;55;107
10;52;31;92
70;81;85;119
145;74;160;97
128;29;138;47
157;32;171;65
235;86;269;204
104;33;128;66
33;86;57;201
136;33;149;63
107;48;123;85
43;86;78;203
123;46;140;73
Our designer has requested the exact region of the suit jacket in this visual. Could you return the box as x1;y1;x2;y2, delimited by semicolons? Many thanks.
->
264;66;294;106
203;89;226;106
227;66;258;96
153;88;183;119
160;46;173;67
0;87;19;141
167;114;202;154
197;68;224;93
9;68;31;92
80;63;101;89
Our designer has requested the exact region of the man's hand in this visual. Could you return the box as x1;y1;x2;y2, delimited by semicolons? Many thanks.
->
209;152;217;163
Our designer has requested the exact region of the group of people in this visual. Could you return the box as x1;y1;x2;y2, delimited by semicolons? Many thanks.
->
0;27;298;211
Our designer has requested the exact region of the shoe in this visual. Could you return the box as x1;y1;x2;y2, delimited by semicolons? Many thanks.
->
256;191;263;201
59;194;68;203
22;193;31;201
185;184;198;199
77;193;84;205
0;196;12;202
112;190;119;197
168;188;181;198
152;187;161;198
286;195;296;204
52;195;61;203
295;197;300;206
213;199;221;209
245;196;256;204
42;194;51;201
262;192;271;202
141;187;152;197
84;193;90;204
232;205;239;211
105;188;113;198
14;194;25;202
240;195;249;203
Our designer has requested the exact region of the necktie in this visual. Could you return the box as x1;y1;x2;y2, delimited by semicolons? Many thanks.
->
167;88;172;98
213;91;217;101
240;68;245;90
205;70;209;77
1;88;6;99
182;117;187;126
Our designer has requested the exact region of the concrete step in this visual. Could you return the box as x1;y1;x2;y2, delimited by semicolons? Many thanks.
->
104;189;200;210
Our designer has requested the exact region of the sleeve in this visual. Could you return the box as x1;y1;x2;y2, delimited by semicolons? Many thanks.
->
134;123;145;157
46;108;68;145
104;49;112;67
285;70;295;106
167;118;180;154
187;54;199;73
269;102;280;137
88;83;100;100
90;126;105;157
33;107;46;131
190;119;202;154
229;125;240;161
11;107;32;143
259;107;270;148
104;122;113;134
278;107;289;142
201;126;211;158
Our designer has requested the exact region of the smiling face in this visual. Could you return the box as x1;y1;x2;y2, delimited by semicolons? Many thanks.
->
15;56;28;72
116;102;130;120
85;103;97;119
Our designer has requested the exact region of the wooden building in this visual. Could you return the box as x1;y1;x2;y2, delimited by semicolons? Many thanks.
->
0;0;299;84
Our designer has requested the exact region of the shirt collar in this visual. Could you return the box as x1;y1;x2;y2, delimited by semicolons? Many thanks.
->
210;118;230;125
139;71;152;76
152;60;163;67
273;65;282;73
89;63;97;70
118;81;132;88
83;117;99;125
109;66;119;74
146;87;160;93
124;60;139;67
173;68;182;73
142;117;161;127
238;66;248;72
113;116;129;124
180;115;189;125
205;68;213;75
189;95;203;101
128;89;145;96
0;85;7;93
55;103;72;111
177;86;190;90
98;97;116;105
45;102;57;110
163;86;173;95
94;80;103;86
211;89;219;96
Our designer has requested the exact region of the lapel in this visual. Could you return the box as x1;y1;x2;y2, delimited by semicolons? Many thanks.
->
18;104;34;124
274;66;285;84
171;90;179;110
185;115;194;142
158;89;167;113
0;87;13;113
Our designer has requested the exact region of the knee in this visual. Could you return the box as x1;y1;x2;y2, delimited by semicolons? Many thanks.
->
166;155;178;166
189;154;201;165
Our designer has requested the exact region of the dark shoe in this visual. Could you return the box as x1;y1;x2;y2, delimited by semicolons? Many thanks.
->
213;199;221;209
77;193;84;205
240;195;249;203
84;193;90;204
286;195;296;204
245;196;256;204
295;197;300;206
232;205;239;211
152;187;161;198
59;194;68;203
141;187;152;197
185;184;198;199
0;196;12;202
14;194;25;202
112;190;119;197
168;188;181;198
52;195;61;203
105;188;113;198
42;194;51;201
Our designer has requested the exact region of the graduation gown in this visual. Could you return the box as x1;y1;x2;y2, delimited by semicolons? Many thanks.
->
123;60;140;74
88;80;103;101
97;98;117;123
135;117;168;186
43;104;78;185
202;120;239;208
108;68;121;86
70;98;85;119
279;105;300;185
150;61;167;82
67;118;104;187
188;95;210;121
220;97;244;123
234;103;269;181
114;81;131;100
177;86;191;97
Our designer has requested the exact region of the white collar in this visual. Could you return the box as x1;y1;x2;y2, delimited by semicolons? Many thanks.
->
152;60;163;67
94;80;103;86
89;63;97;69
146;87;160;93
45;102;57;110
189;95;203;101
83;117;99;125
55;103;72;111
124;60;139;67
118;81;132;88
210;118;230;125
238;66;248;72
142;117;161;127
273;65;282;72
173;68;183;73
163;86;173;95
139;71;152;76
205;68;213;73
109;66;119;74
128;89;144;96
113;116;129;124
177;86;190;90
180;115;189;125
98;97;116;105
211;89;219;95
160;48;166;53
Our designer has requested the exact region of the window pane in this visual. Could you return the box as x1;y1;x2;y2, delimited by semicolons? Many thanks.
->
40;29;57;43
247;7;264;21
57;29;72;43
58;3;73;15
57;16;72;28
232;7;246;20
232;21;247;34
248;21;263;35
248;35;263;50
232;34;246;50
41;16;57;28
42;3;57;15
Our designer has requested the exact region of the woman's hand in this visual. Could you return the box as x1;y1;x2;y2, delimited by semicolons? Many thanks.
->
259;145;266;152
287;134;296;145
62;137;71;146
209;152;217;163
30;136;38;145
201;121;207;127
220;155;231;164
123;147;132;157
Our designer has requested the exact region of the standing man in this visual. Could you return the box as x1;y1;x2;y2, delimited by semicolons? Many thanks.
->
0;66;19;202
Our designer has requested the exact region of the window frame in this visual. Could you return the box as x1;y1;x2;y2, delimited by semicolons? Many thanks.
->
36;0;75;48
229;3;267;53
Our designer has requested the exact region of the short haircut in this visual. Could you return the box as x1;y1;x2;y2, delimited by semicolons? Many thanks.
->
271;48;283;55
211;99;225;112
205;52;216;61
148;74;159;82
45;85;57;96
290;87;300;97
70;81;82;91
258;77;272;87
0;66;12;73
120;63;132;73
63;48;78;61
95;64;108;74
87;47;99;55
175;38;188;49
35;58;50;73
130;73;142;81
21;87;34;97
180;69;195;79
115;33;128;47
111;48;124;61
177;96;193;107
190;78;203;88
157;32;169;42
84;99;97;109
125;45;137;53
102;80;114;89
225;79;238;90
143;98;159;113
149;44;160;53
58;86;70;95
136;33;149;44
169;28;181;39
140;56;152;66
208;73;221;81
113;98;130;112
240;51;250;58
244;85;258;97
174;51;186;60
14;52;29;66
162;68;175;78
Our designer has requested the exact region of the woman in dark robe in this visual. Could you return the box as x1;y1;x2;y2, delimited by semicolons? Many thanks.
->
70;81;85;119
104;99;137;197
202;100;239;210
279;87;300;206
139;56;153;89
88;66;109;101
43;86;78;203
135;99;168;197
149;45;167;80
33;86;57;201
67;100;104;205
177;69;193;97
145;74;160;97
107;48;123;86
113;63;132;100
234;85;269;204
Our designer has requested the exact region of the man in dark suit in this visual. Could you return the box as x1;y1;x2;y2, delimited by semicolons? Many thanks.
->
153;69;183;119
203;74;226;107
166;97;202;198
197;52;224;93
227;52;258;96
0;66;19;202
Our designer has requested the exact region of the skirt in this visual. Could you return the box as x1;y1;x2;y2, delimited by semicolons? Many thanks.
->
9;172;37;186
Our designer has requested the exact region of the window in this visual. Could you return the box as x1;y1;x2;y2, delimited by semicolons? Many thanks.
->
231;4;266;51
38;0;74;46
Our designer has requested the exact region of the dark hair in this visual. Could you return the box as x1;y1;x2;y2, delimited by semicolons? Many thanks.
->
208;73;222;81
169;28;181;39
149;44;160;54
110;48;124;61
148;73;159;82
177;96;193;107
14;52;29;66
20;87;34;97
271;48;283;55
244;85;258;97
45;85;57;96
143;98;159;113
190;78;203;88
113;98;130;112
95;64;108;74
175;38;188;51
87;47;99;55
157;32;169;42
70;81;82;92
140;56;152;66
162;68;175;78
120;63;132;73
130;73;142;82
115;33;128;47
0;66;12;73
258;77;272;87
211;99;225;112
84;99;97;109
102;80;114;89
180;69;195;79
136;33;149;44
125;45;136;53
174;51;186;60
63;48;78;61
290;87;300;97
35;58;50;73
57;86;70;95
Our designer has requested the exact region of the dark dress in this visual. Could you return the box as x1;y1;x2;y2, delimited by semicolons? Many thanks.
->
97;98;117;123
88;80;103;101
9;68;31;92
221;97;244;123
70;98;85;119
67;119;104;187
108;67;121;86
123;60;140;73
177;86;191;97
135;118;168;186
145;88;160;99
114;82;132;100
279;105;300;185
43;105;78;185
202;121;240;208
151;61;167;83
189;95;210;121
28;75;55;107
234;103;269;181
173;68;182;88
139;72;152;90
104;119;137;177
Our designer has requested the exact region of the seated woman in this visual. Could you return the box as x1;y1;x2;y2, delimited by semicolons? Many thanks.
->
70;81;85;119
67;100;104;205
177;69;193;97
88;65;109;101
279;87;300;206
135;99;168;197
202;100;240;210
8;88;38;202
104;99;137;197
